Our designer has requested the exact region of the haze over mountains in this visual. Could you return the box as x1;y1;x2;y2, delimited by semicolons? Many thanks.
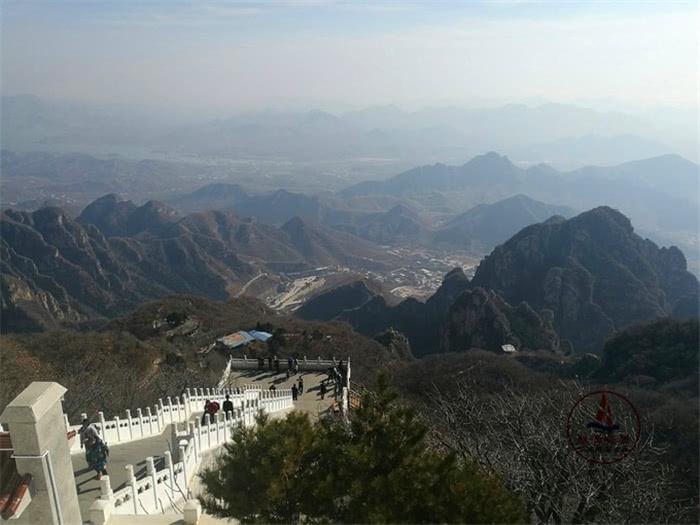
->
2;95;694;168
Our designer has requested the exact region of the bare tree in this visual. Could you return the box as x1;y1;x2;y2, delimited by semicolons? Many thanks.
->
430;381;693;524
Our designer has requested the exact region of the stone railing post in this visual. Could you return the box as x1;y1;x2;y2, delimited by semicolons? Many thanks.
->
125;464;138;514
167;397;174;424
98;411;106;434
135;408;143;438
182;394;190;421
125;409;134;441
214;413;222;445
194;419;202;454
164;451;175;497
173;397;180;422
146;456;159;513
158;399;166;428
146;407;154;435
188;422;199;461
1;382;82;525
99;475;113;501
179;441;189;487
114;415;122;442
204;414;211;450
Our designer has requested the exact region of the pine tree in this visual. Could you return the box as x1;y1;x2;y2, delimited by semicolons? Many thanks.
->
199;375;526;523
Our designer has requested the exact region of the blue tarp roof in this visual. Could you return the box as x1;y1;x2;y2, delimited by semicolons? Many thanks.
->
249;330;273;342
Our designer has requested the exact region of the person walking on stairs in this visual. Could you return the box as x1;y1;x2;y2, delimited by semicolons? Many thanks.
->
320;381;327;400
291;384;299;401
297;376;304;394
79;418;109;480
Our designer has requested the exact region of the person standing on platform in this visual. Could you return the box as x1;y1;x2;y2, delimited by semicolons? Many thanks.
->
222;395;234;417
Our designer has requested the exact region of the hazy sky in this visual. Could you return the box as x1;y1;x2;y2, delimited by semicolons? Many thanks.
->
2;1;698;112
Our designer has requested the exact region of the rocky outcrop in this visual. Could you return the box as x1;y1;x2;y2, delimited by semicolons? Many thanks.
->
441;287;560;353
374;327;413;360
471;206;699;353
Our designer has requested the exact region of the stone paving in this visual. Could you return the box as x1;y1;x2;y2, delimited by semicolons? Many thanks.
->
72;371;331;519
224;369;336;421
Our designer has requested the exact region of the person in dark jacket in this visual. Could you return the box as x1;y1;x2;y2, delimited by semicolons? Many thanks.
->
320;382;327;400
222;395;234;417
297;376;304;394
291;384;298;401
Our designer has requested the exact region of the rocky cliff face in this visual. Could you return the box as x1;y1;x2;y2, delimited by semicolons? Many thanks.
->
441;287;560;354
471;206;699;353
340;268;472;356
374;327;413;360
333;270;560;356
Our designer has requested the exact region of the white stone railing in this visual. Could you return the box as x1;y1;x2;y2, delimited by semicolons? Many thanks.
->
66;385;286;453
89;387;293;524
230;355;348;372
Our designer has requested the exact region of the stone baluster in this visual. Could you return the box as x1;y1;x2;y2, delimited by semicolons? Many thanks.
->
204;414;211;450
146;456;159;512
222;412;230;442
99;475;113;501
146;407;154;435
135;408;143;438
183;394;190;421
176;396;183;422
188;422;199;461
125;409;134;440
125;464;138;514
164;450;175;498
152;405;160;433
114;415;122;442
194;419;202;454
158;399;166;428
179;440;189;487
214;412;224;445
166;397;173;424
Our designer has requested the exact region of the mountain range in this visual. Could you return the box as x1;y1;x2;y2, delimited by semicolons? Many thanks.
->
297;207;698;355
0;195;396;331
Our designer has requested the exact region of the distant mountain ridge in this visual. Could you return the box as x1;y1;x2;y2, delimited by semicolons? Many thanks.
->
0;196;397;331
433;194;576;249
339;152;699;239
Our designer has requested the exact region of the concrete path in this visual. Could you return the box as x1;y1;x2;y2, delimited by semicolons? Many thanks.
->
72;424;180;519
224;370;335;421
73;371;332;520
